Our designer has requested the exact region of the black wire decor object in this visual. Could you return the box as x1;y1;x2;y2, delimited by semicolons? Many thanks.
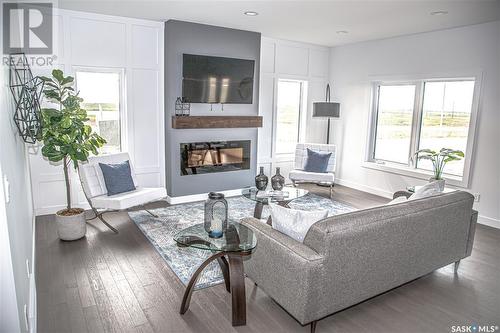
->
8;53;44;144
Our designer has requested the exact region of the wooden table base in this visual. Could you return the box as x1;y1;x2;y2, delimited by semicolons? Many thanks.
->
179;245;249;326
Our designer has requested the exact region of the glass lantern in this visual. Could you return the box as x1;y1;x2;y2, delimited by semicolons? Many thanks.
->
204;192;228;238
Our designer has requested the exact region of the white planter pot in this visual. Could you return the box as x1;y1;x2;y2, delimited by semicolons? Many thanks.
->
429;178;446;192
56;209;86;241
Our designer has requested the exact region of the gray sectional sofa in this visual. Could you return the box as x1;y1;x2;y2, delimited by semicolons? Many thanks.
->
241;191;477;333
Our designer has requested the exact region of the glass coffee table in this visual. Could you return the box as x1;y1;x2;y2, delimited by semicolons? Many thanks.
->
243;186;309;219
174;220;257;326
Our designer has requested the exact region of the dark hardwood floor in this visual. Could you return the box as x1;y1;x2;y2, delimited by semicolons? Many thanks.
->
36;184;500;333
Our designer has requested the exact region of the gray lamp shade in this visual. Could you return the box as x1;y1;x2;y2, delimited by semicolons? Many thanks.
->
313;102;340;118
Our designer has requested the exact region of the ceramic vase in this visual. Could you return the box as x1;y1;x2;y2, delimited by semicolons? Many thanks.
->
271;167;285;191
255;166;269;191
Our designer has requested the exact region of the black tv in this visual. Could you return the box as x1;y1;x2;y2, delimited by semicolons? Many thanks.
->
182;54;255;104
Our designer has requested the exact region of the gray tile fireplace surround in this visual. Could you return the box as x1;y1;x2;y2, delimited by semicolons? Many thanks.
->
164;20;261;198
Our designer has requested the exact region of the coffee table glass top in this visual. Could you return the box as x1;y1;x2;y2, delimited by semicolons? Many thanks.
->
174;220;257;253
242;186;308;203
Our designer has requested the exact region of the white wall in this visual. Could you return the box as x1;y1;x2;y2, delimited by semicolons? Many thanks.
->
30;9;164;215
329;21;500;228
258;37;330;181
0;29;36;333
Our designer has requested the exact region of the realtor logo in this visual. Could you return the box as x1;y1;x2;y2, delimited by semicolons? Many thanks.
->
2;2;53;54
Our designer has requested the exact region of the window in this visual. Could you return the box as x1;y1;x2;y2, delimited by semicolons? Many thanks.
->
75;70;123;153
418;81;474;176
275;80;306;154
369;78;477;183
373;84;416;164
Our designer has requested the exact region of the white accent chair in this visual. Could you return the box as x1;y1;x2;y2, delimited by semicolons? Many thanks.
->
288;143;336;198
78;152;167;233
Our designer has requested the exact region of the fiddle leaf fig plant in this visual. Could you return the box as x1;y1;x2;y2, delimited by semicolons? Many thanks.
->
413;148;464;180
39;69;106;214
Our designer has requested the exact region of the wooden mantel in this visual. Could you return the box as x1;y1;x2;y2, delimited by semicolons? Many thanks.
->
171;116;263;129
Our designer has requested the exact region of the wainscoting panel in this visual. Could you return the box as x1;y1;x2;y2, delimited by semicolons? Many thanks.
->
69;17;127;67
257;37;330;185
29;10;163;216
131;69;161;171
131;25;160;69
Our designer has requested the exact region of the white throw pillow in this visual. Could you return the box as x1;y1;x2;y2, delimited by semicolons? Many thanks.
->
270;204;328;243
385;196;408;205
409;181;442;201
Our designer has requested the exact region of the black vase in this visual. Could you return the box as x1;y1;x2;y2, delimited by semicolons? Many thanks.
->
271;167;285;191
255;166;268;191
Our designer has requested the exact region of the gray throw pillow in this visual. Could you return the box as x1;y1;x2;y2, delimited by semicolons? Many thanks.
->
99;160;136;196
303;148;331;173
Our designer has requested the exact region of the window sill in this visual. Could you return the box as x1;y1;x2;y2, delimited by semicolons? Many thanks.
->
362;161;468;188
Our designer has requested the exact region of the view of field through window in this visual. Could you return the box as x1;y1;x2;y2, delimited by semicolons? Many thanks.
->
418;81;474;176
373;80;474;177
374;85;416;164
76;71;122;153
275;80;303;154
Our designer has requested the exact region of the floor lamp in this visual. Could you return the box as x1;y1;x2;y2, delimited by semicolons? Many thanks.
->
312;84;340;144
312;84;340;188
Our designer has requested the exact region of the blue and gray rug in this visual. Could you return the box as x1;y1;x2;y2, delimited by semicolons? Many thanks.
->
128;194;355;290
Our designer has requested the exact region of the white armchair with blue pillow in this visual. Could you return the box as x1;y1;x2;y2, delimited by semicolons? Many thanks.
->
289;143;336;198
78;152;167;233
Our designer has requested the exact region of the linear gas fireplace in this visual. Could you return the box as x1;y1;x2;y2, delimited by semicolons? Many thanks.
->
180;140;251;176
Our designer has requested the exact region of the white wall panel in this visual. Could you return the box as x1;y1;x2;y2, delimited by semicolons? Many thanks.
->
275;44;309;76
260;41;275;73
132;25;159;68
257;74;274;161
305;80;329;144
310;49;329;78
131;69;160;170
70;18;127;67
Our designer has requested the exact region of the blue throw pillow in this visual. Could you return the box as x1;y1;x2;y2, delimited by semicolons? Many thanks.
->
99;160;136;196
303;148;331;173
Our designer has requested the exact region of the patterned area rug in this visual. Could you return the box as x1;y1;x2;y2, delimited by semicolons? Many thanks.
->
128;194;355;290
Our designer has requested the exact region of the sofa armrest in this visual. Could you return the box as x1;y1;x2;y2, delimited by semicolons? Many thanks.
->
465;210;478;257
240;217;324;324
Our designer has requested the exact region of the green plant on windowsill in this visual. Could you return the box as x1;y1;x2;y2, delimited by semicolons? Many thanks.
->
39;69;106;240
413;148;465;181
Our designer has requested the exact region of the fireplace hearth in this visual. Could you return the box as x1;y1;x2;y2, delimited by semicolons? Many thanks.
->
180;140;251;176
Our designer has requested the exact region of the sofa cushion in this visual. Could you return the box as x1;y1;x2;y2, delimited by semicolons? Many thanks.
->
91;187;166;210
289;169;334;183
409;181;442;201
270;204;328;242
385;196;408;205
303;149;331;173
99;161;136;196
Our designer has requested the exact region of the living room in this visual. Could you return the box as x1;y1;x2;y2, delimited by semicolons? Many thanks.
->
1;1;499;333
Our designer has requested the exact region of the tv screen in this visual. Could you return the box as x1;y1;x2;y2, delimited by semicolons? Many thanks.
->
182;54;255;104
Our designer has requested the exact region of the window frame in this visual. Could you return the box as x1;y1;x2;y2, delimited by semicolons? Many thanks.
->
73;66;127;154
273;78;308;156
365;75;481;188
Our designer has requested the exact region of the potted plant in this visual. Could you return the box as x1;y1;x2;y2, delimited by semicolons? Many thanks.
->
40;69;106;241
413;148;464;191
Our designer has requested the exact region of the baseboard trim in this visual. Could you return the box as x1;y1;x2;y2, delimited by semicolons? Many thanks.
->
35;203;91;216
477;215;500;229
166;188;248;205
335;178;394;199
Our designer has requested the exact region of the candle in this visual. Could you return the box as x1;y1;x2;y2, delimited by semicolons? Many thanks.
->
210;217;223;238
